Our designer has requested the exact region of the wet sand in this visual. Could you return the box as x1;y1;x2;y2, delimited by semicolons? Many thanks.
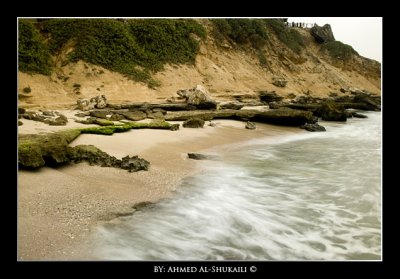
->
18;116;302;260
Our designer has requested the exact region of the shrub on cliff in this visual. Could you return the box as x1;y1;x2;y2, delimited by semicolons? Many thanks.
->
18;20;51;75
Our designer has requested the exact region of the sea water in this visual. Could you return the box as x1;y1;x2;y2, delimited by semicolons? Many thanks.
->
94;112;381;260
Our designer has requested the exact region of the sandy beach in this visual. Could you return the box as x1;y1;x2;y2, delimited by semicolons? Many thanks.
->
17;113;303;260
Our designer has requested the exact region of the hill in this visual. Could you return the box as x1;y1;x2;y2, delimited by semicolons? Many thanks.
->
18;18;381;109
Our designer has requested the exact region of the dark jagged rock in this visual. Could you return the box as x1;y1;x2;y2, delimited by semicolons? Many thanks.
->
18;107;26;115
68;144;120;167
170;124;180;131
245;121;256;129
219;102;245;110
259;91;283;103
352;112;368;118
121;156;150;172
187;153;219;160
18;120;23;126
300;123;326;132
90;110;110;119
310;24;335;43
308;116;319;124
182;118;205;128
68;145;150;172
318;102;347;121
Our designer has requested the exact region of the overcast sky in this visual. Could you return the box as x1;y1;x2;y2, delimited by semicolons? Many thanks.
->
288;17;382;63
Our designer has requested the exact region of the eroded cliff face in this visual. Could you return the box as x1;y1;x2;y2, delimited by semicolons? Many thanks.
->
18;19;380;109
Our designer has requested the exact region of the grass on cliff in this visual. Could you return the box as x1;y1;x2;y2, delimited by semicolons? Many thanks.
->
211;18;305;65
18;19;206;88
18;20;51;75
321;41;359;60
264;19;305;54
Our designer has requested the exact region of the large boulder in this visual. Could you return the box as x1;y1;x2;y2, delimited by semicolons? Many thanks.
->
300;123;326;132
258;91;284;103
318;101;347;121
19;130;81;168
310;24;335;43
121;156;150;172
76;95;107;111
245;121;256;130
176;85;217;110
182;118;205;128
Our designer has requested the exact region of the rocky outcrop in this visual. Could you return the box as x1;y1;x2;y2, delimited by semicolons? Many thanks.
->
68;145;150;172
310;24;335;43
165;108;313;126
176;85;217;109
18;130;81;168
187;153;219;160
300;123;326;132
182;118;205;128
120;155;150;172
18;131;151;172
21;110;68;126
76;95;107;111
318;102;347;121
245;121;256;129
18;120;23;126
258;91;283;103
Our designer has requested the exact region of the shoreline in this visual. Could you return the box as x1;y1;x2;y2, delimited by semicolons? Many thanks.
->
18;117;302;260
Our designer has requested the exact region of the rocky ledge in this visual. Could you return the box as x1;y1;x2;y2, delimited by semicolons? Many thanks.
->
18;130;149;171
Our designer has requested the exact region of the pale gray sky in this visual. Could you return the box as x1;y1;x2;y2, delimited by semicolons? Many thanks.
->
288;17;382;63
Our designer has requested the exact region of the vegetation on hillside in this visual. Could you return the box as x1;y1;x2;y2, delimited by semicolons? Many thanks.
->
321;41;358;60
18;19;206;88
264;19;305;54
211;18;305;66
18;20;51;75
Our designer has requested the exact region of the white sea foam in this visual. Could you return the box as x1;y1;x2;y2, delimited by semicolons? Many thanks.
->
94;112;381;260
